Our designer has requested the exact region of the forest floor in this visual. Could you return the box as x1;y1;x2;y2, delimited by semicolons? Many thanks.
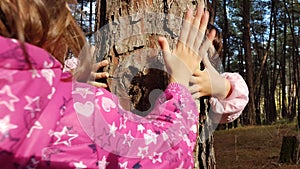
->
214;123;300;169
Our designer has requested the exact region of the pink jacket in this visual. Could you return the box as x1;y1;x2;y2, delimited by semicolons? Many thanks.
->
0;36;199;168
210;73;249;124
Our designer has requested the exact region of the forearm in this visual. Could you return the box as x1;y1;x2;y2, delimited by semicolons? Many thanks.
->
209;73;249;124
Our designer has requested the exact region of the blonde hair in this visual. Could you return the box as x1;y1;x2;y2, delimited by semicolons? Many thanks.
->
0;0;86;63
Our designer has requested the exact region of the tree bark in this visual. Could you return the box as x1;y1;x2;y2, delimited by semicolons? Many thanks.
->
242;0;255;125
94;0;216;168
281;14;287;119
279;136;299;164
222;0;229;72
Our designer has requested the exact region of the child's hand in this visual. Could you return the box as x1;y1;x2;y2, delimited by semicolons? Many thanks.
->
189;42;231;99
158;4;209;88
88;60;110;88
189;69;212;99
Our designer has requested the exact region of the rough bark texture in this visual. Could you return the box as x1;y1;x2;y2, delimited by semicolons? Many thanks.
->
94;0;216;168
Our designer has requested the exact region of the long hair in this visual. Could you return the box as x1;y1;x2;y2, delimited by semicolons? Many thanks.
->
0;0;86;63
206;23;222;56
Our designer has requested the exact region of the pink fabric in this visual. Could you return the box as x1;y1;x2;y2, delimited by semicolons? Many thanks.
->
209;73;249;124
0;36;199;168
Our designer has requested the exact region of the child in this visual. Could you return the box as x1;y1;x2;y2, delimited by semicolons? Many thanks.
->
189;25;249;124
0;1;212;168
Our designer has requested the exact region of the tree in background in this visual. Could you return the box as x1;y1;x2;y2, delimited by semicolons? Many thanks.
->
74;0;300;167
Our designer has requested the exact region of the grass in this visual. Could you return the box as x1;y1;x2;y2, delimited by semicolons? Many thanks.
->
214;124;300;169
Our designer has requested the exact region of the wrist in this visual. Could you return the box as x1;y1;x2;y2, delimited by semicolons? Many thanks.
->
169;76;189;88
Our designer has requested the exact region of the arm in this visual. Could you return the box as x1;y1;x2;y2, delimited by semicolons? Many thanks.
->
189;70;249;124
209;72;249;124
73;81;199;168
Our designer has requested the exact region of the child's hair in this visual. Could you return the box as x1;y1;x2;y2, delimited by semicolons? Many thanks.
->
207;23;223;56
0;0;86;63
204;23;223;72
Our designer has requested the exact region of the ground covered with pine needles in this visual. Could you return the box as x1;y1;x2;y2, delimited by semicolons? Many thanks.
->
214;123;300;169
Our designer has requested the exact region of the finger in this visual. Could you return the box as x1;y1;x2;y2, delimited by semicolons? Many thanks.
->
90;46;96;55
158;36;172;64
207;29;216;41
199;39;215;68
192;92;201;99
91;72;109;80
93;60;109;70
193;31;205;52
199;11;210;34
194;11;210;55
158;37;171;52
189;84;200;93
189;74;202;85
88;81;108;88
178;8;193;45
187;5;204;49
194;11;211;60
202;50;213;68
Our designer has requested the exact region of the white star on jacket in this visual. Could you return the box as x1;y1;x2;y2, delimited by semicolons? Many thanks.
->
118;161;128;169
119;116;128;129
149;152;163;163
175;112;183;119
98;156;109;169
0;85;19;111
0;115;18;135
137;146;149;159
123;130;134;147
143;130;158;145
108;122;118;137
52;126;78;146
41;69;55;86
73;161;87;169
26;121;43;138
137;124;145;133
187;110;196;121
24;96;41;117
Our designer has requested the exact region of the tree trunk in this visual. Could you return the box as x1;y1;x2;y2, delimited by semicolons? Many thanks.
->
222;0;229;72
281;15;287;119
242;0;255;125
94;0;216;168
263;68;271;124
279;136;299;164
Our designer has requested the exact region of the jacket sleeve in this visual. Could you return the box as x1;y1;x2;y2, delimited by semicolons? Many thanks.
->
209;73;249;124
73;82;199;168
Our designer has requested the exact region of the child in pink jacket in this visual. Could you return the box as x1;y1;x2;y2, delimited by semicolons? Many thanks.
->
0;1;216;168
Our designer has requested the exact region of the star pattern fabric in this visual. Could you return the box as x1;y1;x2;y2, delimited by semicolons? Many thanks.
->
52;126;79;146
0;115;18;135
0;35;207;169
0;85;19;111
